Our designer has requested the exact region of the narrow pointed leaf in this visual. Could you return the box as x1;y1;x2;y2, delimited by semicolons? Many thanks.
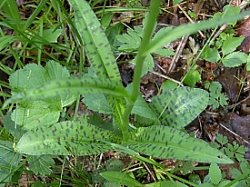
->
127;126;232;163
68;0;121;81
5;77;129;105
16;120;119;155
145;10;250;55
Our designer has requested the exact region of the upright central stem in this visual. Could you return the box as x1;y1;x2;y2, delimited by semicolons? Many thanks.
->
121;0;161;141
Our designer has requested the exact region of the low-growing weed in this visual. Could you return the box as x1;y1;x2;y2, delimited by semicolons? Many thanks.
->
205;81;228;110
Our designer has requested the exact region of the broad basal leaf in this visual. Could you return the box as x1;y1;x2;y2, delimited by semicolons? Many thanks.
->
127;126;232;164
68;0;121;81
45;61;76;106
9;63;47;94
28;155;55;176
83;93;112;114
6;76;129;105
11;101;61;130
9;61;76;107
16;120;119;155
151;87;209;128
7;61;75;130
100;171;142;187
0;141;22;183
4;112;25;139
132;96;159;121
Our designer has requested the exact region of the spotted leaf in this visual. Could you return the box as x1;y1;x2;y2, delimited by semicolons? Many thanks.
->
127;126;232;163
5;76;129;105
16;120;119;155
68;0;121;81
151;87;209;128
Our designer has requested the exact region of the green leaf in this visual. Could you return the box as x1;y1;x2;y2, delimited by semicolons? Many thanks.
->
7;61;76;130
198;183;215;187
209;163;222;185
45;61;76;106
145;180;188;187
132;96;159;121
42;29;62;43
206;81;228;109
11;101;61;130
83;93;112;114
28;155;55;176
100;171;143;187
222;36;244;55
3;112;25;139
16;120;119;155
84;92;158;122
116;26;142;52
183;69;201;87
246;55;250;71
173;0;183;5
151;87;209;128
5;76;129;105
131;54;154;76
127;126;233;163
9;63;47;93
142;54;154;76
9;61;76;107
153;48;175;57
222;51;248;67
68;0;121;81
201;46;220;63
0;141;22;183
221;5;241;26
1;0;21;25
0;35;14;51
145;9;250;55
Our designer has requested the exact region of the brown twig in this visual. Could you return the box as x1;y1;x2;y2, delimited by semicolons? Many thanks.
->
168;36;189;73
177;4;206;38
152;71;184;86
219;123;250;145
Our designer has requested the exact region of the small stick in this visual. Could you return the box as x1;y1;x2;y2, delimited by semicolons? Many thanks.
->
152;71;184;86
143;162;156;181
219;123;250;145
227;94;250;109
168;35;188;73
177;4;206;38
